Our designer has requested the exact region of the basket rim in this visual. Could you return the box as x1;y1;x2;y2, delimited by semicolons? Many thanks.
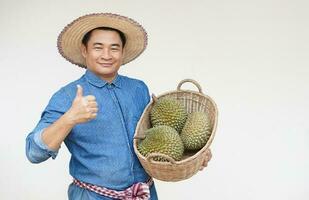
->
133;88;218;165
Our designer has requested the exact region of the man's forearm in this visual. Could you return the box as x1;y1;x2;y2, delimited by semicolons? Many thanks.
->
41;112;75;151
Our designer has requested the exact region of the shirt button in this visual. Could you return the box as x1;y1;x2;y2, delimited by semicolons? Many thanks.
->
107;84;114;89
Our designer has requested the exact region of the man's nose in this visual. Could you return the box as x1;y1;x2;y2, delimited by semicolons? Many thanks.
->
101;49;112;60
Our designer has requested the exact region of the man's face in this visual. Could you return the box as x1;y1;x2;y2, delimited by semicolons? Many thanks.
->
81;29;124;82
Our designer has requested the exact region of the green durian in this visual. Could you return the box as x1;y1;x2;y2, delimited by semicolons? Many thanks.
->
150;97;187;132
180;111;212;150
138;125;184;161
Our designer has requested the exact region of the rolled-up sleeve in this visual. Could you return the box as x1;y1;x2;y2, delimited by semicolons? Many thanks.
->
26;87;71;163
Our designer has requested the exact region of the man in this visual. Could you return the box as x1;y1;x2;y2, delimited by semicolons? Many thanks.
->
26;13;211;200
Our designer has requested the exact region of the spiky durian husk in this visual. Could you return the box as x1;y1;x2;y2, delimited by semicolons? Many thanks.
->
150;97;187;133
180;112;212;150
138;125;184;162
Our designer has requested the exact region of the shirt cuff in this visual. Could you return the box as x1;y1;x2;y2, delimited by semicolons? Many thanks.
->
33;128;59;159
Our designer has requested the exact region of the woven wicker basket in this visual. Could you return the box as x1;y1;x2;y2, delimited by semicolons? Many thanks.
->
133;79;218;182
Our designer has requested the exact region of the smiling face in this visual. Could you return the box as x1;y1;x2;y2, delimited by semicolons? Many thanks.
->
81;29;125;83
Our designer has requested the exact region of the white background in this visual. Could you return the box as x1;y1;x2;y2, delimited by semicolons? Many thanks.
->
0;0;308;199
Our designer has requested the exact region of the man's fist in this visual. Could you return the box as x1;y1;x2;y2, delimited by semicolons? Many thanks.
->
66;85;98;125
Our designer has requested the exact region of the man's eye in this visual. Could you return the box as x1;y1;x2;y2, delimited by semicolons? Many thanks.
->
111;48;120;51
94;47;102;50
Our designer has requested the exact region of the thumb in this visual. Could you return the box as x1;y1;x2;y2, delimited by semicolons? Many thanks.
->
75;84;83;98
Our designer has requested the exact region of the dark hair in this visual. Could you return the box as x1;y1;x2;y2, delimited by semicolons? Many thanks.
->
82;27;126;48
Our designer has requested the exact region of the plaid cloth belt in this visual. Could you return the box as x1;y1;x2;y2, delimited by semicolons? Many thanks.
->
73;178;153;200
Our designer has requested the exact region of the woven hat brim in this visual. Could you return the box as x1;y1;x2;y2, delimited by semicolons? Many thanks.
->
57;13;148;68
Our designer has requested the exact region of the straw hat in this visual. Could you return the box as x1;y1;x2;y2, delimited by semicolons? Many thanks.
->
57;13;148;68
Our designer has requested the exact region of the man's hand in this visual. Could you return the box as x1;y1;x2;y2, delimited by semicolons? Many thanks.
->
66;85;98;125
199;148;212;171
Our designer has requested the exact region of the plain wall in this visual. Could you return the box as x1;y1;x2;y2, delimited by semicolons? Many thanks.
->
0;0;308;199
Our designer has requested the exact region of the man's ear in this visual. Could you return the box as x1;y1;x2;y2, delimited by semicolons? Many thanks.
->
81;44;87;58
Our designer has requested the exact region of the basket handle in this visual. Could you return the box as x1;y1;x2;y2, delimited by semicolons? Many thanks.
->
177;79;203;94
146;153;176;164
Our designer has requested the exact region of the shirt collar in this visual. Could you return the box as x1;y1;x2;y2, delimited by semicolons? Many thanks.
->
85;69;122;88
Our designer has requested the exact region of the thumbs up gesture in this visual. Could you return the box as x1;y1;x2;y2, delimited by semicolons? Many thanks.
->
66;85;98;125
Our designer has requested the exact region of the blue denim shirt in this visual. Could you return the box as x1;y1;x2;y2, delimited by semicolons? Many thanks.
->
26;70;157;199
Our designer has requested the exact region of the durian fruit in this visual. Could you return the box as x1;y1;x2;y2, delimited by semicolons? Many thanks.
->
180;111;212;150
150;97;187;132
138;125;184;161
